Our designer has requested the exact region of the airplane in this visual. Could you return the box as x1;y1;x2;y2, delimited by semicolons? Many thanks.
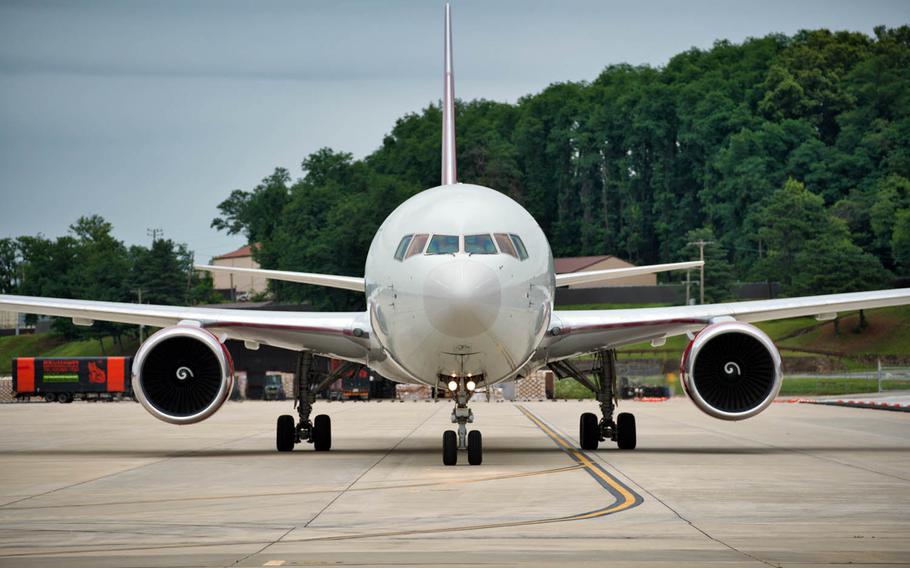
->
2;3;910;466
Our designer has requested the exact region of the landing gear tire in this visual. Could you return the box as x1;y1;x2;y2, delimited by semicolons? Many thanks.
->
616;412;636;450
442;430;458;466
276;414;296;452
313;414;332;451
467;430;483;466
579;412;599;450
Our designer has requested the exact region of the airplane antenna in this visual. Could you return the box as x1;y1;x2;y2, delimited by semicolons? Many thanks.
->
441;2;457;186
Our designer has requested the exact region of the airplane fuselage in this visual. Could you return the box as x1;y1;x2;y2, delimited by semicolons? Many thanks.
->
365;183;554;387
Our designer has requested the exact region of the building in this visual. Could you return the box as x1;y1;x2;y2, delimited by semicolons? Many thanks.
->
210;244;268;299
555;255;656;288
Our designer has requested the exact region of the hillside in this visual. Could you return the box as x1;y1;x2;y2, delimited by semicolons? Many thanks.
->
561;304;910;370
0;333;138;375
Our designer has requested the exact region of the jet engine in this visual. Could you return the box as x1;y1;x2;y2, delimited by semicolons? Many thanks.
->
680;321;782;420
132;325;234;424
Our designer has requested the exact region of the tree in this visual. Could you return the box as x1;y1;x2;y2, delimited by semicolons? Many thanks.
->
0;238;19;294
753;178;829;289
893;209;910;275
129;239;191;306
791;220;891;296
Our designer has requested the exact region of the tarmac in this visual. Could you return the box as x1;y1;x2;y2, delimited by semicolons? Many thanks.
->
0;397;908;567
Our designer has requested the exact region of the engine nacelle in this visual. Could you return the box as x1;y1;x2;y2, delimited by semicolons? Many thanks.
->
680;321;782;420
132;325;234;424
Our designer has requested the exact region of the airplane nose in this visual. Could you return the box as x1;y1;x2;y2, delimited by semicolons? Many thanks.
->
424;260;501;338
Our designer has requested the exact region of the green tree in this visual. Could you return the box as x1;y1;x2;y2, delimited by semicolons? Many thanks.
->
129;239;191;306
791;219;891;295
892;209;910;275
0;238;19;294
753;178;829;289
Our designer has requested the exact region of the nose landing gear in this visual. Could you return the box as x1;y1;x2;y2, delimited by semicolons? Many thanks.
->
550;349;637;451
441;376;483;465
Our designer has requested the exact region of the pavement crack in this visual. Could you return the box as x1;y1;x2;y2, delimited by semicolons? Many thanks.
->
655;412;910;483
0;430;267;509
621;478;780;567
228;526;295;568
533;406;779;568
242;404;444;562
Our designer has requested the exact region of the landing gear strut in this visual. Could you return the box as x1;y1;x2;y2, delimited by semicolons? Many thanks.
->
276;352;360;452
549;349;636;451
442;377;482;466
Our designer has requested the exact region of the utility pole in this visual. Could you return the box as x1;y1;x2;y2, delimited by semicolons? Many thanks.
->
132;288;145;342
147;228;163;244
684;269;692;305
687;239;714;305
185;251;195;303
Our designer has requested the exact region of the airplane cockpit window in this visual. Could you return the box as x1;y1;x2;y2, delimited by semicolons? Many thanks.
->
464;234;497;254
397;232;526;259
426;234;460;254
394;234;413;261
493;233;517;258
509;234;529;260
405;233;429;258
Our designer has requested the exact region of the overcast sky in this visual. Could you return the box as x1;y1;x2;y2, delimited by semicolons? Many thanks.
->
1;0;908;262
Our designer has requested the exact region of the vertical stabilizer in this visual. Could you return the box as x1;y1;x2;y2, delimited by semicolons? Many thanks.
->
441;2;457;186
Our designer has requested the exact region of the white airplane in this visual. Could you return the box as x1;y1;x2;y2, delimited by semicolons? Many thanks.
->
2;4;910;466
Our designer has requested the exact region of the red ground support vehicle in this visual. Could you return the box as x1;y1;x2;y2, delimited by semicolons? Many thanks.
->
12;357;133;403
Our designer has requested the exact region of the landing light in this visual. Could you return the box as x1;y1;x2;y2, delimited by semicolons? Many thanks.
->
466;380;476;391
447;380;458;392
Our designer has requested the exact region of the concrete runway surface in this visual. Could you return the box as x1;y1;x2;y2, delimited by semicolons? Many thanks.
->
0;398;908;567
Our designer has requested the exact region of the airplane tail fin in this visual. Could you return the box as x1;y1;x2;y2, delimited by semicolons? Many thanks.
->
441;2;457;186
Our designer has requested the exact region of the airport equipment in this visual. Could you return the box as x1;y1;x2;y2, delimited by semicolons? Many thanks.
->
12;357;132;402
245;373;287;400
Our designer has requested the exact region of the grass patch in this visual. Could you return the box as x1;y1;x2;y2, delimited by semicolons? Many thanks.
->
779;378;910;396
554;378;594;399
0;333;138;373
556;376;910;398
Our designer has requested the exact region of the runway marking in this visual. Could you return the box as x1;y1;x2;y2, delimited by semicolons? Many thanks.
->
515;405;643;519
0;405;642;558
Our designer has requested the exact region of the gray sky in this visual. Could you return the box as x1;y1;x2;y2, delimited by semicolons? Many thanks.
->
1;0;908;262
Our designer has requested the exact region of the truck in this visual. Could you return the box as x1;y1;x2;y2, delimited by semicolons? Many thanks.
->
244;372;287;400
12;357;133;403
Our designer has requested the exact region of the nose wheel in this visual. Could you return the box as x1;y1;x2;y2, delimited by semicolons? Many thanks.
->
442;428;482;465
441;376;483;465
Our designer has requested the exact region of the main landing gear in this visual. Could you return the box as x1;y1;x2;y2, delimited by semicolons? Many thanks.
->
276;352;361;453
441;377;483;466
549;349;636;451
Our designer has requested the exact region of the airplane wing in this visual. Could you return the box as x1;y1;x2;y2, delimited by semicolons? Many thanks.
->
0;294;371;361
542;288;910;362
194;264;364;292
554;260;703;288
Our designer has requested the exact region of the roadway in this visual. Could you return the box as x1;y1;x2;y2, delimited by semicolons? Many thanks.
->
0;398;908;567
